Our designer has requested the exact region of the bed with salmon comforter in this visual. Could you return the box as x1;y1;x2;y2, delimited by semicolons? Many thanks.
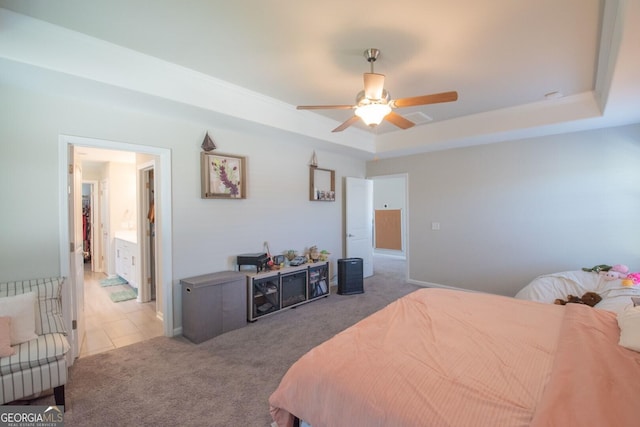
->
269;288;640;427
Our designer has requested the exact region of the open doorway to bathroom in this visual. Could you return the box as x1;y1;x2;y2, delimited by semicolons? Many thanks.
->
75;146;164;357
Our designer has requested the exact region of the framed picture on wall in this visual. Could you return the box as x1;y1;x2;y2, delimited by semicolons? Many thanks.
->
201;152;247;199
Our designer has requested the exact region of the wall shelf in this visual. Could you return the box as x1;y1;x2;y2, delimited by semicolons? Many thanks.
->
309;167;335;201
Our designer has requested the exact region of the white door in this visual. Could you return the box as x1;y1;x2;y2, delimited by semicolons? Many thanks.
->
68;147;86;359
88;182;99;272
345;177;374;277
140;166;156;303
100;179;110;275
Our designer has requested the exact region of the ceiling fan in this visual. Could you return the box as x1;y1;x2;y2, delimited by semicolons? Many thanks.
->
297;48;458;132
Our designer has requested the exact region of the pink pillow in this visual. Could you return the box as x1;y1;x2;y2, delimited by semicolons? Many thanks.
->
0;316;16;357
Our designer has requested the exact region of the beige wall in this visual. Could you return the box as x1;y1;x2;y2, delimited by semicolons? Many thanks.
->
0;81;366;329
367;124;640;296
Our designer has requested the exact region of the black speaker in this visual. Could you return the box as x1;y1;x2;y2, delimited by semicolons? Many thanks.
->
338;258;364;295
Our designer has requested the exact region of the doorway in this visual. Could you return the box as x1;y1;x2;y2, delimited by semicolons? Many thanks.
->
59;135;173;365
82;182;97;270
369;174;408;281
371;174;408;258
80;166;162;357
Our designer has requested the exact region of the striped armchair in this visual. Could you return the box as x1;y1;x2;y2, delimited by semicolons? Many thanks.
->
0;278;70;407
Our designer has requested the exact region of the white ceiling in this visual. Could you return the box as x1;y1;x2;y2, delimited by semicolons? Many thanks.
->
75;146;135;164
0;0;638;159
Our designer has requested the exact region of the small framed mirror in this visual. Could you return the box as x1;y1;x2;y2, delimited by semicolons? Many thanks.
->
309;167;335;201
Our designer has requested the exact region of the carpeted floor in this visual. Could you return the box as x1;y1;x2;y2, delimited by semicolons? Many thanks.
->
30;255;419;426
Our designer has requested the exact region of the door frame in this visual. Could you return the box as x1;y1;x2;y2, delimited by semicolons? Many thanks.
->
99;178;110;274
67;148;85;361
82;180;100;272
138;161;156;306
58;135;174;364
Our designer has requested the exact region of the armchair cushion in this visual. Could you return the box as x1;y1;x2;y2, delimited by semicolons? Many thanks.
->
0;278;66;335
0;292;38;345
0;333;69;376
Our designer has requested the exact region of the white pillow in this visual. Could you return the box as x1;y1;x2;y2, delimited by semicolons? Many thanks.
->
617;306;640;352
0;292;38;345
515;270;603;303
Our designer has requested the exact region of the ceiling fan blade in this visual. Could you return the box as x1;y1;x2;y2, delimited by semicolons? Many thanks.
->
391;91;458;108
384;111;415;129
332;116;360;132
297;105;355;110
363;73;385;99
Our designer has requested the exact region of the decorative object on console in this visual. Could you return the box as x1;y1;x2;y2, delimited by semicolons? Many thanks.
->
201;131;217;152
319;250;330;262
289;256;307;266
237;253;269;272
201;152;246;199
285;250;298;261
264;241;275;269
309;150;318;168
309;246;320;262
273;255;285;267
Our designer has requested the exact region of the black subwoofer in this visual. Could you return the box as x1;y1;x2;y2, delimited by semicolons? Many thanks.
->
338;258;364;295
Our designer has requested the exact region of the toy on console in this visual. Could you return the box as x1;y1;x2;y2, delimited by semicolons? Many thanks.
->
554;291;602;307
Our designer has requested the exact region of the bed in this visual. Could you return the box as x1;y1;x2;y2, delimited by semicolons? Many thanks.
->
514;269;640;314
269;288;640;427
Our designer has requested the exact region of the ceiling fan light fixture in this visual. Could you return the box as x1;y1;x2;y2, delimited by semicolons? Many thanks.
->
355;103;392;126
296;48;458;132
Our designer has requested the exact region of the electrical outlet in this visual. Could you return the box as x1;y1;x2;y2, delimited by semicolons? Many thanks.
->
431;222;440;231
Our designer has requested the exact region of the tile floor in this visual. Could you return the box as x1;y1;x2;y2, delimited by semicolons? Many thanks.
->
80;267;163;357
